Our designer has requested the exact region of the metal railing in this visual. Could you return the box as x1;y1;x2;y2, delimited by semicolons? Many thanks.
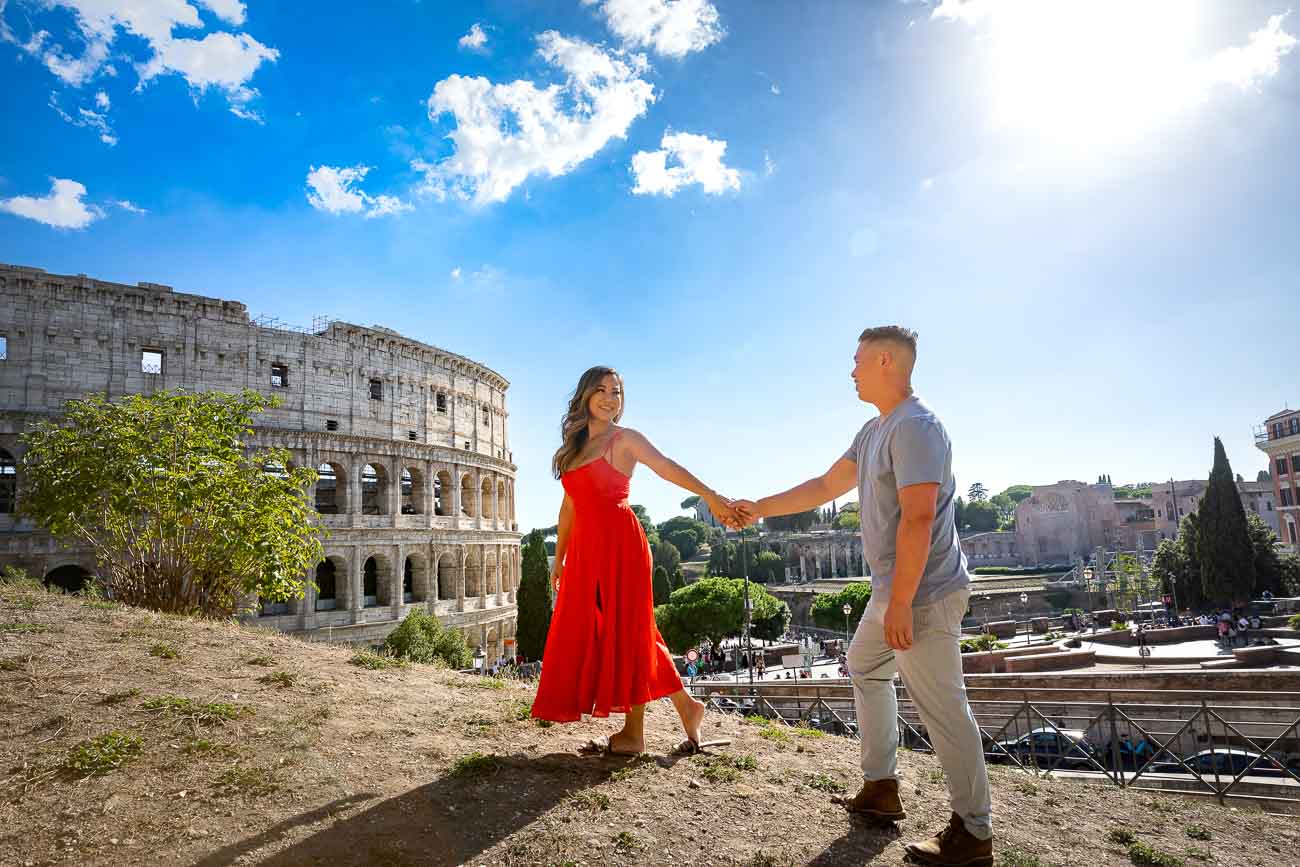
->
688;683;1300;807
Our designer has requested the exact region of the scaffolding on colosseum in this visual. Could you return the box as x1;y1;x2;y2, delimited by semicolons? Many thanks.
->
250;312;335;335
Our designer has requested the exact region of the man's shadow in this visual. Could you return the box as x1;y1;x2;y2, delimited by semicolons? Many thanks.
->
193;751;622;867
807;816;900;867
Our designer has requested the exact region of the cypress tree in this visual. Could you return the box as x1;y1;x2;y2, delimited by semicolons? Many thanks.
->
1176;512;1205;612
516;530;553;661
653;565;672;606
1198;438;1255;606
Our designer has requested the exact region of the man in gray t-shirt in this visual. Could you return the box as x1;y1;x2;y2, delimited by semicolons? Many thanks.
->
842;394;969;608
736;326;992;867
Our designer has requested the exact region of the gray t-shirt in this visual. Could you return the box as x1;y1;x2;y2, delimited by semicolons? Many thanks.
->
843;395;969;607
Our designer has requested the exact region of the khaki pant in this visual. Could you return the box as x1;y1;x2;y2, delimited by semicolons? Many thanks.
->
846;586;992;840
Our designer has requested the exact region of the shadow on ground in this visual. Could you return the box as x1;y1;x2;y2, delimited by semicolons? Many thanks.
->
807;817;899;866
196;752;619;867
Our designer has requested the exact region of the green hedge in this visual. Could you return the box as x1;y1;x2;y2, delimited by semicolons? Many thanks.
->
971;565;1072;575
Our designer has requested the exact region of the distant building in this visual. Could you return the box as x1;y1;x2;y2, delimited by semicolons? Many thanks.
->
1256;407;1300;552
960;531;1019;567
1238;480;1280;536
692;497;723;529
1013;481;1119;566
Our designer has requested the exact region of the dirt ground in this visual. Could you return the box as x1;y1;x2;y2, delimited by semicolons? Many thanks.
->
2;581;1298;867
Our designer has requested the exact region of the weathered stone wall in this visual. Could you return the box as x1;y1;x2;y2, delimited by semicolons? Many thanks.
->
0;263;520;656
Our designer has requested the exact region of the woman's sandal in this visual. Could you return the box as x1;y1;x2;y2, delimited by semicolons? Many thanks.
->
577;736;642;757
671;736;733;756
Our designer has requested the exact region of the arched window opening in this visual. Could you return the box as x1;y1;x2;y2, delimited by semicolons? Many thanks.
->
437;554;457;600
44;564;90;595
403;558;414;603
316;463;340;514
434;472;447;516
364;557;379;607
0;448;16;515
361;464;384;515
315;560;338;611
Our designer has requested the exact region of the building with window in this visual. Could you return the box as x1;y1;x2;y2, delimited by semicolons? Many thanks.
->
0;263;519;655
1256;408;1300;553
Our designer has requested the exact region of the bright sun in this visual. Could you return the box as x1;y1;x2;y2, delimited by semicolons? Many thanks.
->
972;0;1206;146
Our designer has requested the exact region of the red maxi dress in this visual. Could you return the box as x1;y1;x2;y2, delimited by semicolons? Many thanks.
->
531;434;684;722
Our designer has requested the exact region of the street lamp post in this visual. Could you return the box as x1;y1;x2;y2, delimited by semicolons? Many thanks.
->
1019;592;1029;641
842;602;853;653
741;529;754;695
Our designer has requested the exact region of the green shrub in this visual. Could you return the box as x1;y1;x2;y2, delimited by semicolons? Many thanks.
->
383;609;474;669
349;649;407;670
1127;840;1183;866
1108;828;1137;845
1184;826;1211;841
449;751;500;778
960;633;1008;653
1288;613;1300;631
64;731;143;777
1111;621;1130;631
149;642;180;660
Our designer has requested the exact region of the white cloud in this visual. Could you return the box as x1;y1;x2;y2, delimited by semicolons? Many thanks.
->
1205;12;1297;91
630;131;740;197
0;177;104;229
113;199;146;214
763;150;775;176
920;176;935;191
930;0;992;25
0;0;277;121
583;0;724;58
305;165;412;219
198;0;247;27
416;31;655;205
450;267;462;281
48;90;116;145
94;89;109;109
770;81;780;95
458;22;488;52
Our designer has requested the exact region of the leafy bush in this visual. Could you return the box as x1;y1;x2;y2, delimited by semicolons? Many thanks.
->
811;581;872;632
349;649;407;670
959;633;1008;653
1111;621;1130;631
64;731;143;777
383;608;474;668
1289;613;1300;631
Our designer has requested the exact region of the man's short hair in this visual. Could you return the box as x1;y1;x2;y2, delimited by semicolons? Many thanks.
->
858;325;918;356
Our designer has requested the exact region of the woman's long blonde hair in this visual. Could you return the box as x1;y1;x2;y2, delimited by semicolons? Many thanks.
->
552;366;624;479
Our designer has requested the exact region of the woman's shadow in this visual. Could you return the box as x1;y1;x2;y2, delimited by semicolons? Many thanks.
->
193;751;624;867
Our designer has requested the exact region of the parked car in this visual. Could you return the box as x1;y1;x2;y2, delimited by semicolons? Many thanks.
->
1147;748;1288;779
987;728;1100;769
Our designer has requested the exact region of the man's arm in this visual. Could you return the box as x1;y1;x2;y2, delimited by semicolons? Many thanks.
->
882;482;939;650
735;456;858;522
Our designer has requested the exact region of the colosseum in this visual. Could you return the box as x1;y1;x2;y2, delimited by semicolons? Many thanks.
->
0;262;520;658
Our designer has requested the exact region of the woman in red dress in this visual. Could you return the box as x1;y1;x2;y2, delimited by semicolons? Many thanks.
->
531;365;739;755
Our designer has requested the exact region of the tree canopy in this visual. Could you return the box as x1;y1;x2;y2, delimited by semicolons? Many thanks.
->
516;529;553;660
967;482;988;502
811;581;873;633
19;389;322;618
652;539;682;577
653;565;673;606
835;510;861;531
1198;438;1255;605
653;577;790;653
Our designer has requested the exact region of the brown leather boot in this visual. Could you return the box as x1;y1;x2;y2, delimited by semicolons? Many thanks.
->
830;777;906;822
904;812;993;867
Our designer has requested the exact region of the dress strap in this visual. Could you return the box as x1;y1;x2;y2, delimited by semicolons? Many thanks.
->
603;429;623;460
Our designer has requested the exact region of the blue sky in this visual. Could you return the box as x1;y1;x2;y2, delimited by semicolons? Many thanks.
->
2;0;1298;532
